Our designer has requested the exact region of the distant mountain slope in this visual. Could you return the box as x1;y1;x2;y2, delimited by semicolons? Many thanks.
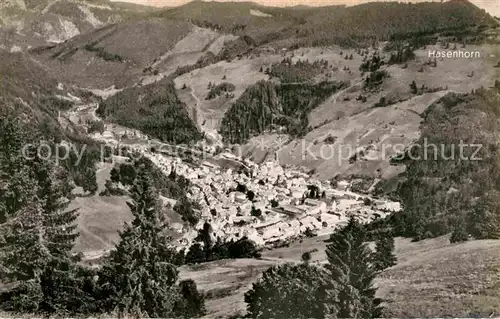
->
297;0;495;45
155;0;496;47
29;18;193;88
153;1;306;42
0;0;156;50
21;0;495;90
0;50;83;139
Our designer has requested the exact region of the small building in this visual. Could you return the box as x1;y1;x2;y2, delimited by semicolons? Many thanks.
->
278;205;307;217
235;193;247;203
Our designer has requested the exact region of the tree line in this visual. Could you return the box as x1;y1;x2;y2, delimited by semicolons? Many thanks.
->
0;116;205;317
96;78;202;145
267;57;326;83
219;80;346;144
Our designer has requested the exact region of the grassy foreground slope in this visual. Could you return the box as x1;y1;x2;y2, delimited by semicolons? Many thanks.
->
178;235;500;317
378;237;500;317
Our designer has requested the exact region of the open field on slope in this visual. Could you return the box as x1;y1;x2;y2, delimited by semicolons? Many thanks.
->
179;235;500;318
240;42;500;180
140;27;238;87
70;157;184;258
174;54;275;132
173;46;364;138
71;194;132;256
70;161;133;255
378;237;500;317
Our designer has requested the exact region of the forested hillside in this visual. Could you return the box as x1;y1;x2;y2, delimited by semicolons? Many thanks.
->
295;0;495;46
0;0;155;50
97;78;202;145
156;0;495;47
219;80;346;143
1;0;499;317
0;51;102;193
379;86;500;241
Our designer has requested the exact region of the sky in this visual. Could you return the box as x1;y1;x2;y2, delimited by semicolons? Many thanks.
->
113;0;500;16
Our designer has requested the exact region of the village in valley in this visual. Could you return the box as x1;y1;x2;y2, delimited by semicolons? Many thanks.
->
90;122;401;250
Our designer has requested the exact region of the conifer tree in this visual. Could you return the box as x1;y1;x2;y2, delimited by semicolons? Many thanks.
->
0;116;35;223
33;160;97;315
199;222;213;261
450;220;469;243
185;242;205;264
82;167;98;195
301;251;311;263
0;117;49;289
1;197;48;283
372;233;397;272
0;136;93;315
174;279;206;318
244;263;328;319
410;80;418;94
467;191;500;239
110;166;121;183
325;217;382;318
34;160;79;259
97;167;183;317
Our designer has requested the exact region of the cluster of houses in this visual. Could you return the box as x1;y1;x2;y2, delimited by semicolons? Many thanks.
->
90;124;401;249
146;151;401;248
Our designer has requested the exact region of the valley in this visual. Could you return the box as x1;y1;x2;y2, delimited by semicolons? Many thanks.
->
1;0;500;317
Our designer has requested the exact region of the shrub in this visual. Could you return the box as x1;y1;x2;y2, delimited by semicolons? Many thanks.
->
205;82;236;100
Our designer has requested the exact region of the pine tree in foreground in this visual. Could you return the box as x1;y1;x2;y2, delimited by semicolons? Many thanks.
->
34;160;80;259
244;263;328;319
97;167;205;317
36;162;96;315
0;121;48;312
325;217;383;318
174;279;206;318
0;118;95;315
0;176;94;314
372;233;397;272
0;116;36;223
0;198;48;313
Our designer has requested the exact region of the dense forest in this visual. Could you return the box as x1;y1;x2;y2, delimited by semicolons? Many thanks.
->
219;80;346;143
375;86;500;242
157;0;495;48
97;78;202;145
0;117;206;317
0;52;101;195
268;57;326;83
